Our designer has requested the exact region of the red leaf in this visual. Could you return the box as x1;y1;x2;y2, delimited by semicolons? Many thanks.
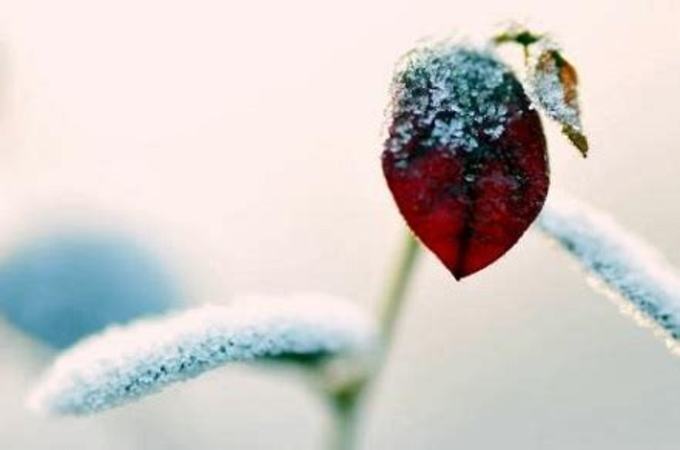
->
382;44;549;279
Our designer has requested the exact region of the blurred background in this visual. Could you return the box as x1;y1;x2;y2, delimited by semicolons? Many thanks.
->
0;0;679;448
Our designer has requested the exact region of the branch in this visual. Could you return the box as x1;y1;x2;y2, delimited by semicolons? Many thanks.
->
538;192;680;352
28;293;377;415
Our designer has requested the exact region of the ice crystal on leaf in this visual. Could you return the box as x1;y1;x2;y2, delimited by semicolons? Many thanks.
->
385;43;519;156
492;25;589;156
27;293;376;416
527;43;588;156
538;193;680;353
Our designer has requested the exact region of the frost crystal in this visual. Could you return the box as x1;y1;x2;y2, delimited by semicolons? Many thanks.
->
386;42;522;156
28;293;376;415
526;42;588;156
538;193;680;353
528;45;581;130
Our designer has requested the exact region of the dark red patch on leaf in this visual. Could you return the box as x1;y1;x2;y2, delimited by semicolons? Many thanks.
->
382;48;549;279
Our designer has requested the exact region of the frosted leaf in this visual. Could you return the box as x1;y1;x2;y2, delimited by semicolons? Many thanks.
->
27;293;376;416
527;43;588;157
0;231;181;348
492;25;589;157
537;193;680;353
382;39;549;279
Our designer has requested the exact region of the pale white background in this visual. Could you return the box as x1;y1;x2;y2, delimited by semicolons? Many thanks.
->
1;0;679;448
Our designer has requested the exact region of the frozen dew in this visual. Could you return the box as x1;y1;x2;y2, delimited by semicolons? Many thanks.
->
526;41;588;156
528;46;580;128
27;293;377;415
538;192;680;353
386;42;522;156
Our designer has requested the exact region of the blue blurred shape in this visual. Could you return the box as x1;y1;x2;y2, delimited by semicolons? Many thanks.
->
0;230;181;348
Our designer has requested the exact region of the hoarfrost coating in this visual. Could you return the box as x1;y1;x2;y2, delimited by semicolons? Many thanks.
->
28;294;377;415
538;193;680;353
385;43;520;156
527;42;582;132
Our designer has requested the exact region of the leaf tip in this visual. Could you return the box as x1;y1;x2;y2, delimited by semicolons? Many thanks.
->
562;124;589;158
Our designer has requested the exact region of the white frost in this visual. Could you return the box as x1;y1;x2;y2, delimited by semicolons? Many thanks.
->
386;42;517;156
527;42;582;132
538;193;680;353
28;293;376;415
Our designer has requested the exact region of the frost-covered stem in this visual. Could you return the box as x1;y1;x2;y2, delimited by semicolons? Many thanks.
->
325;231;420;450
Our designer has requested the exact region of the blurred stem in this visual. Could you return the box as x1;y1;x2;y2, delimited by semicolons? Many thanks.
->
328;390;360;450
327;231;420;450
377;231;420;341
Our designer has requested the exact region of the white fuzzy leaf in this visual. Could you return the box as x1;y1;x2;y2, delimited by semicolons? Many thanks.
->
28;293;376;416
538;193;680;352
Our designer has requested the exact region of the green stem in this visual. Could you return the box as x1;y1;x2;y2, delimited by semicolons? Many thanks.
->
326;231;420;450
377;232;420;341
327;391;360;450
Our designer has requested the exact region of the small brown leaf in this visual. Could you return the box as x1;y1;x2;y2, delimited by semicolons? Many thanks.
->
529;47;588;157
492;26;589;157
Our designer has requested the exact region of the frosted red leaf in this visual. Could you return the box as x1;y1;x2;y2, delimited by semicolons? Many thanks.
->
382;44;549;279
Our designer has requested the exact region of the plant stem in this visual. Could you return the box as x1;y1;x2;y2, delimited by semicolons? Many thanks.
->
377;231;420;342
327;390;360;450
326;231;420;450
